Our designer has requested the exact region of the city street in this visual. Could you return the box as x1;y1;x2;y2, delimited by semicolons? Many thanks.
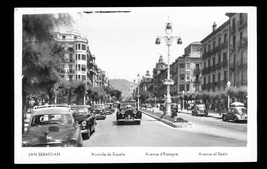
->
83;111;247;147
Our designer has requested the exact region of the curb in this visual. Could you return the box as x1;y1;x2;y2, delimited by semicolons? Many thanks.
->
141;110;193;128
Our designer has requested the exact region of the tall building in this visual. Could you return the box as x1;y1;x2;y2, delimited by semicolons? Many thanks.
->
52;30;90;84
152;55;167;96
200;21;230;91
226;13;248;87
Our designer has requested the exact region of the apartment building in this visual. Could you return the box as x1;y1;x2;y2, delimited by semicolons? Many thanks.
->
200;21;230;91
226;13;248;87
52;30;89;83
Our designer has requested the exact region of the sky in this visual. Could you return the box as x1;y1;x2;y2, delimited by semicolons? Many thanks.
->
47;7;249;82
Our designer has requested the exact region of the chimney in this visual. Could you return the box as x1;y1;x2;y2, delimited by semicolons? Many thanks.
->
212;22;217;32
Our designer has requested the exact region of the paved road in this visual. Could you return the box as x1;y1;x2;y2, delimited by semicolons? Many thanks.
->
83;111;247;147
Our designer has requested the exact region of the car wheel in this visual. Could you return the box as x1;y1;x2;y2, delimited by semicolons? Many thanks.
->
222;115;227;121
233;116;238;123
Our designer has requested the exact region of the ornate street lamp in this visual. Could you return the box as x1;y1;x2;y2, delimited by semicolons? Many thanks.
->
155;19;182;116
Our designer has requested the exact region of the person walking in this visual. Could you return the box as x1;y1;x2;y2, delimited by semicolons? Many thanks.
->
161;101;167;118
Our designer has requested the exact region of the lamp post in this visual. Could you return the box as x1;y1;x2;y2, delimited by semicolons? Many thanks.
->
182;90;185;111
227;81;231;109
155;19;182;116
137;74;140;110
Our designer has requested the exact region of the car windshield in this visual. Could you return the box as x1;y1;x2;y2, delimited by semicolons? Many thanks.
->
196;105;205;110
72;107;88;114
236;107;247;114
31;114;72;126
120;102;136;108
94;105;104;109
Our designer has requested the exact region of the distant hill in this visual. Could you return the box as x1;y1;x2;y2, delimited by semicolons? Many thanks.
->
109;79;137;100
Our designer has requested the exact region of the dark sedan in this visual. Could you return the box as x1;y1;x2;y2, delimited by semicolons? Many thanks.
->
71;105;97;140
93;104;106;120
22;105;83;147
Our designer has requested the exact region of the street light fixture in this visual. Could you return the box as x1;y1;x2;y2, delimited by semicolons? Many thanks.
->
155;19;182;116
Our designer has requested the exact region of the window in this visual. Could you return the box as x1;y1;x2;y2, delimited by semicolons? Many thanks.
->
179;63;185;69
240;31;243;41
76;54;77;60
218;37;221;46
204;77;206;85
180;74;185;80
179;84;185;92
213;58;215;66
218;72;221;82
223;52;227;62
213;41;216;49
208;76;210;84
224;33;227;43
82;65;86;71
240;49;244;65
186;63;190;70
196;64;199;69
78;44;81;50
224;71;227;82
62;35;66;39
213;74;215;83
78;75;81;80
82;75;86;81
232;18;236;31
69;75;73;82
208;59;210;67
208;44;211;51
204;47;206;54
233;35;236;49
82;44;86;50
82;54;86;60
241;71;244;85
204;62;206;68
218;55;221;63
78;64;81;71
78;54;80;60
186;84;190;91
233;53;236;67
186;73;190;81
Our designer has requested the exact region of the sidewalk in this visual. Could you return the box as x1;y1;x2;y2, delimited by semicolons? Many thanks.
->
140;107;193;128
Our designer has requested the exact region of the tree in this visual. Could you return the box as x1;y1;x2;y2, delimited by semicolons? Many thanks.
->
22;13;73;133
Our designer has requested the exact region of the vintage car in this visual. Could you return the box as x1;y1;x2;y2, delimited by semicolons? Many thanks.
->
104;103;114;115
222;106;247;123
71;105;97;140
192;104;208;116
93;104;106;120
116;101;142;125
22;104;83;147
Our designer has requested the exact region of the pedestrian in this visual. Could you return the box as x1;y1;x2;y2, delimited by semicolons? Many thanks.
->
161;102;167;118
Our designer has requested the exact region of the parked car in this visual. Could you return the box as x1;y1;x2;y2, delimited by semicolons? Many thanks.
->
222;106;247;123
192;104;208;116
22;104;83;147
93;104;106;120
71;105;97;140
104;103;114;115
117;101;142;125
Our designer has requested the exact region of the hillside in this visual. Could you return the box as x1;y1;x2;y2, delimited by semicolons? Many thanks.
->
109;79;137;100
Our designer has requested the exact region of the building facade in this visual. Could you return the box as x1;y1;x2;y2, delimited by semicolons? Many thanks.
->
52;30;89;83
201;21;230;91
152;55;167;96
226;13;248;87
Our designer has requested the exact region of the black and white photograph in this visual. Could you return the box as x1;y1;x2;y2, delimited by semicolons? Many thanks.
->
14;7;257;163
